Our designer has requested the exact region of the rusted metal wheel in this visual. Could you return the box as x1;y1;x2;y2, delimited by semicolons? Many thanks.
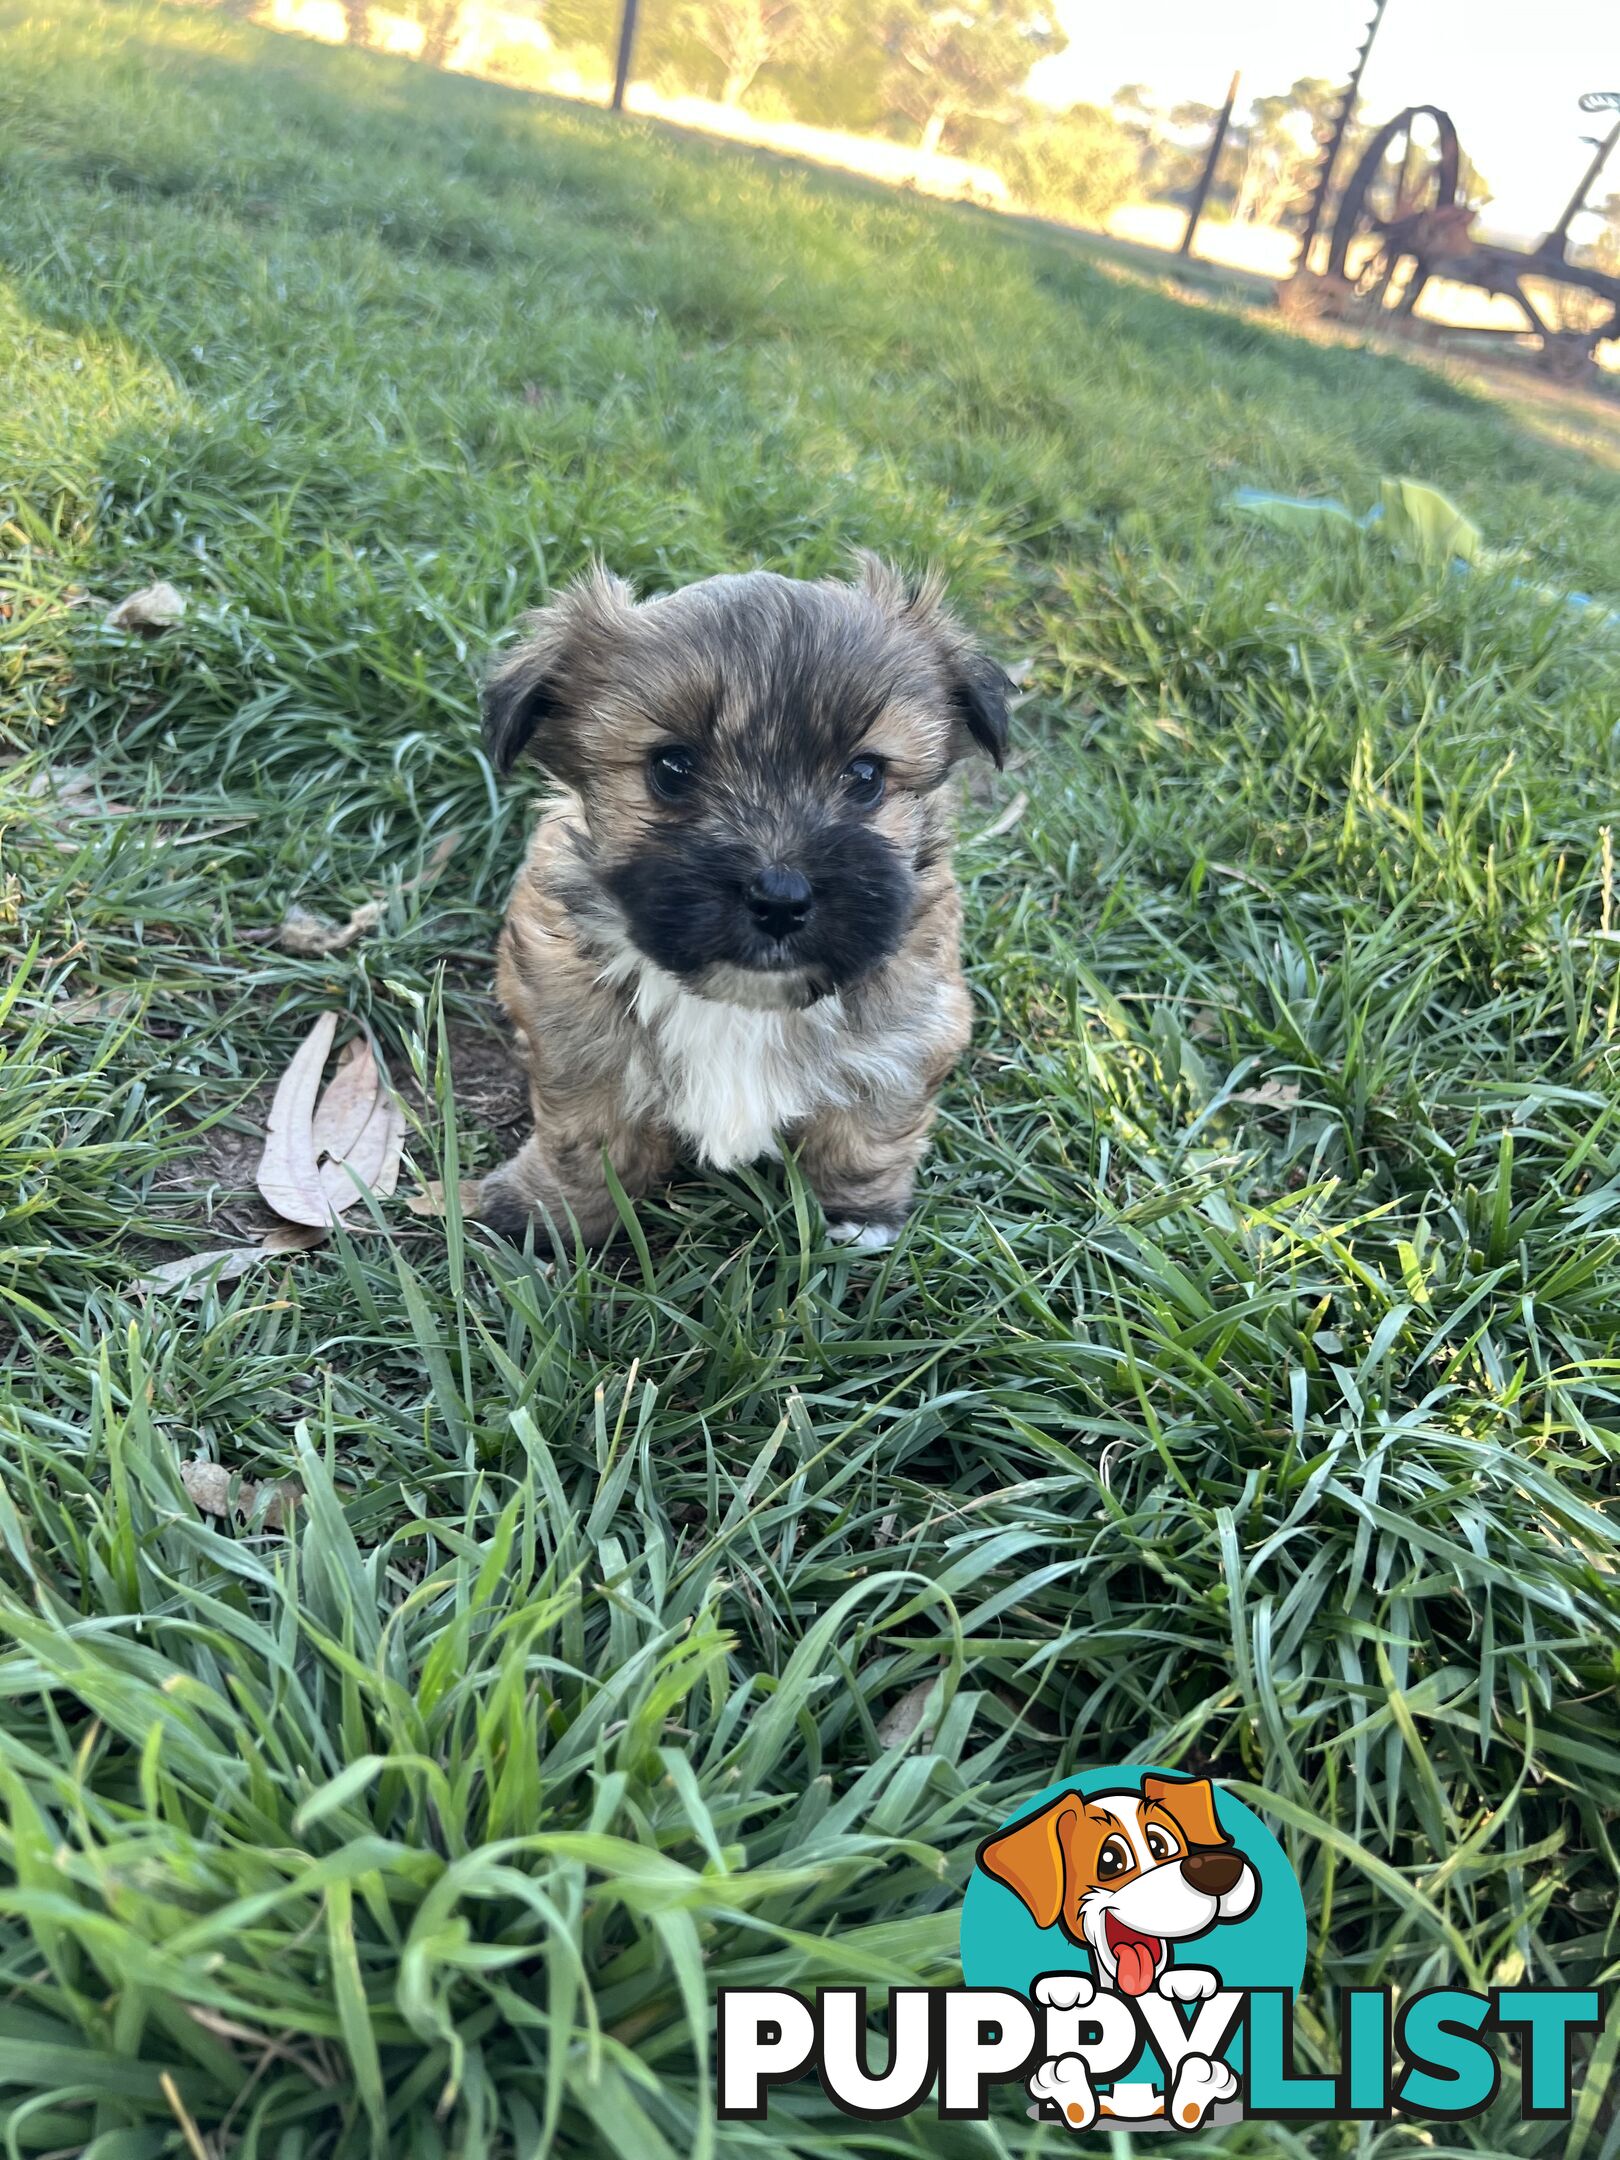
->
1326;105;1463;314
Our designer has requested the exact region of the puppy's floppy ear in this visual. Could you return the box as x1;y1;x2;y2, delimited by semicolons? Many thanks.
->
482;565;636;777
856;553;1012;770
977;1795;1078;1931
1142;1774;1231;1850
946;650;1013;770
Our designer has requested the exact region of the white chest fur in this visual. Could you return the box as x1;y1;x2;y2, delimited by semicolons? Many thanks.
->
610;958;904;1169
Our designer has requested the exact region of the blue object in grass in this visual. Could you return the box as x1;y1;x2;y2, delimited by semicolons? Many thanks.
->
1228;486;1374;533
1228;478;1615;627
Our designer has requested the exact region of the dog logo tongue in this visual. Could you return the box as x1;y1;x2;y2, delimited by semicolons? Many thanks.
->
1108;1920;1161;1996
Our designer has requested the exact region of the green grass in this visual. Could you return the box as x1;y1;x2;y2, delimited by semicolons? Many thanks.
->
5;3;1620;2152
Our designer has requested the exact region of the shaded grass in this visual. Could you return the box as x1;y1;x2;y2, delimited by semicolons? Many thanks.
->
4;2;1620;2153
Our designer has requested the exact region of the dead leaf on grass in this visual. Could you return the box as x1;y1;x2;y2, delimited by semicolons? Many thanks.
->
105;581;186;632
277;899;384;956
57;988;140;1023
256;1011;340;1224
877;1677;942;1750
309;1034;377;1161
1231;1080;1304;1110
22;768;140;818
407;1176;484;1218
274;829;460;955
256;1015;405;1226
135;1223;325;1299
179;1458;299;1530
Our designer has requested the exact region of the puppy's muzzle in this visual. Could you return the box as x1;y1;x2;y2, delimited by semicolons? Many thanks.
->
746;863;814;942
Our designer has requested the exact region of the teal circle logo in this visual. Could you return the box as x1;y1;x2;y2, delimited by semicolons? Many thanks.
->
961;1766;1307;2127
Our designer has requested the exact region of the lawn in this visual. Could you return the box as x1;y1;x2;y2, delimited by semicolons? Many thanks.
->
5;4;1620;2154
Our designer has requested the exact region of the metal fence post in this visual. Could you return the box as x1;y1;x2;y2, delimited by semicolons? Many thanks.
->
611;0;639;113
1180;71;1242;258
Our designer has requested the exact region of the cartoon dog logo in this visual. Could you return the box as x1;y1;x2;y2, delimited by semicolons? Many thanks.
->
977;1773;1259;2130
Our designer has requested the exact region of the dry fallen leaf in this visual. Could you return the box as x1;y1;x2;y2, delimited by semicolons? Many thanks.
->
179;1458;298;1530
407;1176;484;1218
23;768;139;818
320;1052;404;1211
57;988;139;1023
277;900;383;956
256;1011;341;1225
274;830;459;956
263;1222;328;1254
105;581;186;632
309;1035;379;1162
257;1017;406;1226
138;1247;266;1297
135;1223;325;1299
1232;1081;1304;1110
877;1677;942;1750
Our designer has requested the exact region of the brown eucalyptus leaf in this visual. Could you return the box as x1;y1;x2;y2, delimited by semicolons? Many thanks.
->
407;1176;483;1218
310;1035;379;1162
105;581;186;632
876;1677;941;1750
319;1076;404;1213
135;1223;323;1299
255;1011;341;1225
179;1459;297;1530
277;899;383;956
1231;1080;1303;1110
137;1246;264;1297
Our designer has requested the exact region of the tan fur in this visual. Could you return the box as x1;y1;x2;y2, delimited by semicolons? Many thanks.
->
476;561;1002;1248
978;1778;1234;1941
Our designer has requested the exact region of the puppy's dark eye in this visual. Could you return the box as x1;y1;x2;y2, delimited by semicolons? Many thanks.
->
648;744;698;803
842;753;885;808
1144;1825;1180;1863
1097;1836;1133;1880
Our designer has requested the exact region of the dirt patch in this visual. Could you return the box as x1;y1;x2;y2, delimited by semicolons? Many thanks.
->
445;1021;528;1142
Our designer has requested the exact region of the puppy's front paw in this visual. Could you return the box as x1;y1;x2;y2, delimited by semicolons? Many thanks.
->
1034;1972;1095;2012
1166;2053;1237;2130
1157;1965;1218;2003
1028;2054;1097;2131
827;1219;902;1251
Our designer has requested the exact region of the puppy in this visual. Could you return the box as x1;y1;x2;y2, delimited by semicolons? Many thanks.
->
977;1774;1259;1998
476;557;1009;1248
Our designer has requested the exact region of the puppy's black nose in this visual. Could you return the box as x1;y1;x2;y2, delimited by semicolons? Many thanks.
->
1182;1849;1244;1897
747;865;814;939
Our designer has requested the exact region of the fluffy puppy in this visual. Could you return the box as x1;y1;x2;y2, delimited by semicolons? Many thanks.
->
476;557;1009;1248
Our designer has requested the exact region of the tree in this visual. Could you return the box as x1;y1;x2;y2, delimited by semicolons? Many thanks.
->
990;100;1138;224
1110;82;1223;204
876;2;1066;156
673;0;809;107
1231;76;1359;229
414;0;466;66
543;0;634;67
341;0;373;45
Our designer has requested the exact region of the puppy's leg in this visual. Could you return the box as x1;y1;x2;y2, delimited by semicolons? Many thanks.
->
476;1118;673;1250
794;1095;941;1251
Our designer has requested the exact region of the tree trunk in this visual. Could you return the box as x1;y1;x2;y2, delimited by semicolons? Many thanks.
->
342;0;371;45
421;0;461;66
918;105;948;157
721;64;758;106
